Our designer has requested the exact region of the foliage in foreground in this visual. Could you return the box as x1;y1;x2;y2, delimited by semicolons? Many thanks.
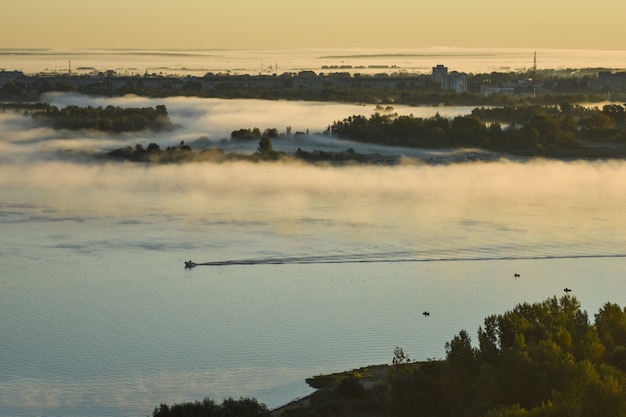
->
153;296;626;417
152;397;270;417
282;296;626;417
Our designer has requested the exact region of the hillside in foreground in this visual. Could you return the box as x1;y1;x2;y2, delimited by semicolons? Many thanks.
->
153;295;626;417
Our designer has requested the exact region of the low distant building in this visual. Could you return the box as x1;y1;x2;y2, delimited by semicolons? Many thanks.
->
432;64;467;93
481;86;516;96
595;71;626;92
447;71;468;93
0;70;24;86
480;79;539;96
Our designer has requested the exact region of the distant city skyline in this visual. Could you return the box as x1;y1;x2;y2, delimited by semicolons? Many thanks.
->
1;0;625;51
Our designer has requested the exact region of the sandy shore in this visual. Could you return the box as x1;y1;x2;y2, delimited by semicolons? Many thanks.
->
270;364;391;416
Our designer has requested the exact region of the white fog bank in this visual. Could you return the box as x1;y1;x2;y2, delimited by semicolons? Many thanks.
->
2;158;625;220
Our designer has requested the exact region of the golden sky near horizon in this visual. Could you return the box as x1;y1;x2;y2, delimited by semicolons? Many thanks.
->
1;0;625;50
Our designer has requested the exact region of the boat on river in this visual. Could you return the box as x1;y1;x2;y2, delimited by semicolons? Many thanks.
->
184;260;197;268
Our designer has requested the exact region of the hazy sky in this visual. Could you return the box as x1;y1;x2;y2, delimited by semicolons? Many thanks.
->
1;0;625;50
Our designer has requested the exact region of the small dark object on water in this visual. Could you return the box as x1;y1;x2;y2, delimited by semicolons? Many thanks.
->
564;287;572;293
423;311;430;316
514;273;520;278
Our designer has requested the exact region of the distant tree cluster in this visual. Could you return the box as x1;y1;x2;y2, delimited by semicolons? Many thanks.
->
0;102;51;112
230;127;279;140
107;137;283;163
107;141;199;163
106;138;400;165
326;103;626;154
473;102;626;144
31;103;174;132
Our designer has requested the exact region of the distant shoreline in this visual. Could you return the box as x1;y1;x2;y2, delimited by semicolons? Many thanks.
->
2;47;626;77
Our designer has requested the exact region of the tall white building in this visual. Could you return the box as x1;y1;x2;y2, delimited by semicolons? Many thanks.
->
432;64;448;85
447;71;468;93
432;64;467;93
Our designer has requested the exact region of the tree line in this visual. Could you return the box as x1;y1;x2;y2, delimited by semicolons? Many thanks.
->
13;99;626;160
326;103;626;155
1;68;616;107
285;296;626;417
384;296;626;417
152;296;626;417
29;103;175;132
106;139;395;165
77;80;606;108
152;397;270;417
105;102;626;164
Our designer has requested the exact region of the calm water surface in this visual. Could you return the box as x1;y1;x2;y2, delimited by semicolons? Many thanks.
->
3;160;626;416
2;91;626;416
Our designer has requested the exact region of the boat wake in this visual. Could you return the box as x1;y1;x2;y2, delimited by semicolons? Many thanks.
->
188;251;626;267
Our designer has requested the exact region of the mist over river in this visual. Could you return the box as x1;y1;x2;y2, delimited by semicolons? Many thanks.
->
2;80;626;415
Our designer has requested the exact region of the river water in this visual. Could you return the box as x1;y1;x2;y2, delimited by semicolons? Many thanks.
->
2;50;626;416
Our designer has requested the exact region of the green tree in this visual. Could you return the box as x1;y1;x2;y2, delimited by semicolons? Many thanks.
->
155;104;168;116
153;397;269;417
257;136;273;154
602;104;625;123
262;128;279;138
595;302;626;355
392;346;410;365
441;329;479;416
389;361;443;417
585;112;615;130
146;143;161;153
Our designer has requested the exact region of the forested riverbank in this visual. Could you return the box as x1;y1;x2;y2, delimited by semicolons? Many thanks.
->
153;296;626;417
1;102;176;132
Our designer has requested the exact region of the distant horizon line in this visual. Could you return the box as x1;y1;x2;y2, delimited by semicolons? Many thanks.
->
2;46;626;53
